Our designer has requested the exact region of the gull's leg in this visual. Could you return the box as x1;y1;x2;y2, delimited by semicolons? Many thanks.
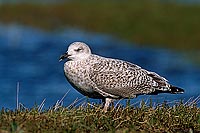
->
103;98;112;112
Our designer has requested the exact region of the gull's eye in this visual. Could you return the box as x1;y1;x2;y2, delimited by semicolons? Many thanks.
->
74;48;82;52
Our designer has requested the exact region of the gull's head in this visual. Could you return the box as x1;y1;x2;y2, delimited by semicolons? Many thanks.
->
59;42;92;61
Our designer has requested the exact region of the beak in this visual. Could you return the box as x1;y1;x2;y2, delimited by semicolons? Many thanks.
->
59;52;69;62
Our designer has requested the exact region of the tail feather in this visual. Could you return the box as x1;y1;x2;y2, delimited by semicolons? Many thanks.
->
170;85;184;94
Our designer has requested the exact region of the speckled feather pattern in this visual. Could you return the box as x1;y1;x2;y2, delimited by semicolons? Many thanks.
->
61;42;183;112
64;53;170;99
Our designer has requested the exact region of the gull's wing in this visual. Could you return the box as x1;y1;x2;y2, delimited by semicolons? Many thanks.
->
89;57;170;98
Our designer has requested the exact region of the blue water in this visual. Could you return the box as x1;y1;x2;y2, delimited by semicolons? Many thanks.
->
0;24;199;109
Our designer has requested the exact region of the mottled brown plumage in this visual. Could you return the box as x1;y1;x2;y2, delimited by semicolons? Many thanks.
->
60;42;184;112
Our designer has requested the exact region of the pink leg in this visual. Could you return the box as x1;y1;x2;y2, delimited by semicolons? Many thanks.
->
103;98;112;112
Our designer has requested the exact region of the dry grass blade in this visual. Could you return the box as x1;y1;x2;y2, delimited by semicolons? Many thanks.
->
53;89;70;111
16;82;20;110
38;98;46;112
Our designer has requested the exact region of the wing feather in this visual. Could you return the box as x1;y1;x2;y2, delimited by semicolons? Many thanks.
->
89;58;157;98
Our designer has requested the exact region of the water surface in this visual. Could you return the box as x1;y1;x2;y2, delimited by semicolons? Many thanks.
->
0;24;199;109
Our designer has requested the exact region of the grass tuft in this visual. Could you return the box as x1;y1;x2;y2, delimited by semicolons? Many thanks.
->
0;99;199;132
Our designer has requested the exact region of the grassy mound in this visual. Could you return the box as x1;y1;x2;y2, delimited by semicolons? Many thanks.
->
0;101;199;132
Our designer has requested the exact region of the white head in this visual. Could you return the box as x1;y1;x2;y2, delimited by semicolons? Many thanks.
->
59;42;92;61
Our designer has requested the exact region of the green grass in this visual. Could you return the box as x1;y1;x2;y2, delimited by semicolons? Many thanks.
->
0;101;200;132
0;0;200;51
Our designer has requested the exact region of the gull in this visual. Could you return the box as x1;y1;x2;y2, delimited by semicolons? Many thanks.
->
59;42;184;112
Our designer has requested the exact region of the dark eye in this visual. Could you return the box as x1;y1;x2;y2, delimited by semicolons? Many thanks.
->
75;48;82;52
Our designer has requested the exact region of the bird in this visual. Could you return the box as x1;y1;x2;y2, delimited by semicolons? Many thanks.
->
59;42;184;112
